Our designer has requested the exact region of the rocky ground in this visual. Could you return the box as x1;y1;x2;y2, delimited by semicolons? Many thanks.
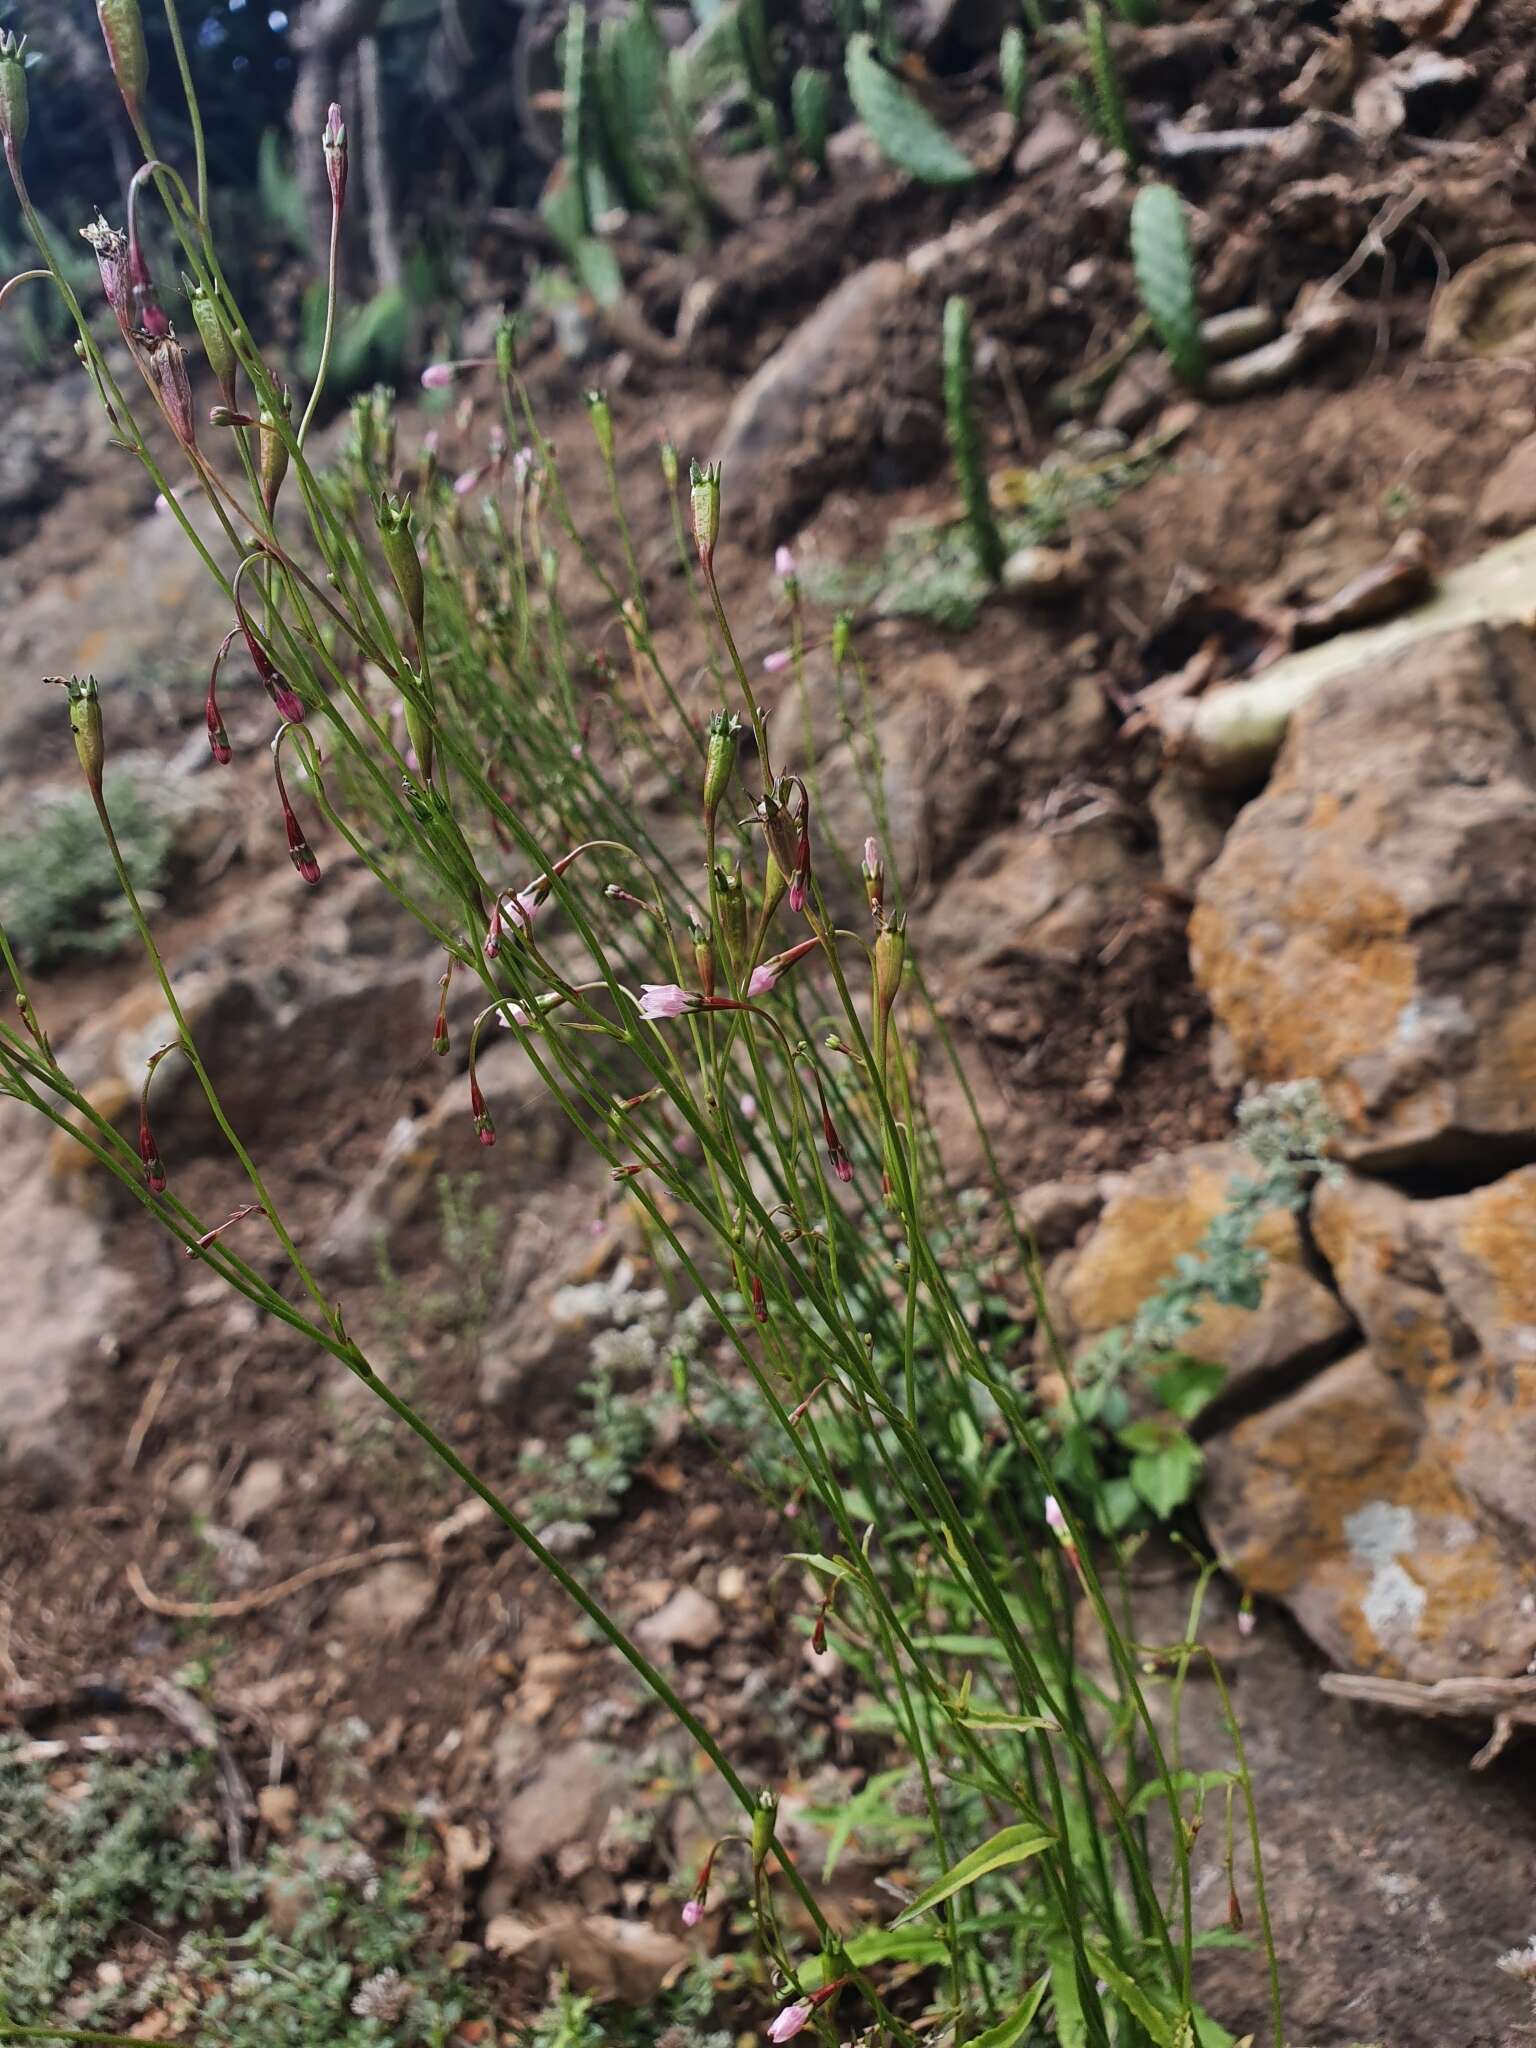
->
6;1;1536;2040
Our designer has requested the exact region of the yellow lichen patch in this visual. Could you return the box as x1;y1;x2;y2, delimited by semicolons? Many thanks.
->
1456;1171;1536;1330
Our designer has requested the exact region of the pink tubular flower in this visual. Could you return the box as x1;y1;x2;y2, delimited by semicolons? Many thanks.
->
774;545;796;580
762;648;791;675
470;1073;495;1147
637;983;697;1021
748;936;821;999
766;2001;812;2043
1044;1495;1067;1539
681;1897;704;1930
1237;1607;1256;1639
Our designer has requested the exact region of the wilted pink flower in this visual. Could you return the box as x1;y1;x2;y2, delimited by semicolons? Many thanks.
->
766;2000;813;2043
1044;1495;1067;1539
470;1073;495;1147
681;1897;704;1930
421;357;493;390
774;545;796;579
80;216;132;337
637;983;696;1021
142;334;197;450
763;648;791;675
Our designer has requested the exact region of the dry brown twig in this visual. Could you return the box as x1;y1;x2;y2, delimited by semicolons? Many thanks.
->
1321;1669;1536;1769
126;1496;493;1622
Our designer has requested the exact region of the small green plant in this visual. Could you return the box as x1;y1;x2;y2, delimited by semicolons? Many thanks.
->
0;767;173;968
1082;1;1135;162
791;64;832;171
0;1745;475;2044
1000;23;1028;130
845;33;976;185
1069;1080;1341;1528
1131;180;1205;387
943;294;1005;585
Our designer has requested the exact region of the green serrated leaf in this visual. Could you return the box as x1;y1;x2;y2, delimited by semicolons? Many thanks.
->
1129;1434;1204;1519
845;34;975;185
890;1821;1055;1926
1153;1354;1227;1420
1131;181;1205;385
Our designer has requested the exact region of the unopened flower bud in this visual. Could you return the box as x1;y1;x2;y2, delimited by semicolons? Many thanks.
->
750;1790;777;1872
237;609;305;725
97;0;148;121
702;709;740;832
404;692;435;784
832;612;852;666
469;1072;495;1146
323;102;348;213
272;738;320;886
494;316;517;384
874;917;906;1029
432;963;452;1057
377;494;425;639
143;333;195;448
659;438;679;490
205;629;236;766
862;837;885;924
259;388;292;517
188;278;238;409
751;1272;768;1323
692;921;715;1001
689;459;721;569
715;860;749;970
51;674;104;797
138;1102;166;1192
0;31;29;157
583;388;614;464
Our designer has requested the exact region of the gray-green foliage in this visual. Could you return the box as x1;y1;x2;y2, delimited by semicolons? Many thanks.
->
562;1;596;234
792;64;832;169
596;4;667;213
942;295;1005;585
845;33;975;185
0;1745;473;2044
0;769;174;969
1071;1079;1341;1528
1131;181;1205;386
1082;1;1134;161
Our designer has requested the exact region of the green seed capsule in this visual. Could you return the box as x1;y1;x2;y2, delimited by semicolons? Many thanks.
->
377;494;425;638
187;280;237;406
259;388;292;518
97;0;148;117
702;710;741;831
53;674;104;796
0;31;29;155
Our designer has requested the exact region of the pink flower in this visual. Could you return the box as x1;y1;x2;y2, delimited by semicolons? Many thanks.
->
788;873;808;914
1237;1607;1256;1639
453;466;485;497
774;545;797;579
739;1092;758;1120
421;358;492;389
863;837;880;873
637;983;696;1021
766;2001;813;2043
681;1898;703;1930
763;648;791;674
1044;1495;1067;1539
748;965;775;997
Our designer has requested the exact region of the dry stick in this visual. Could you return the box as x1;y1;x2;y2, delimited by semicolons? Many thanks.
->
120;1353;180;1473
127;1498;492;1621
1321;1670;1536;1770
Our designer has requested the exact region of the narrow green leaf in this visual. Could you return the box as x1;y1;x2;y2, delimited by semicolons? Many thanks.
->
1045;1934;1087;2048
1125;1767;1236;1820
1083;1946;1183;2048
796;1926;948;1988
845;33;975;186
890;1822;1056;1926
971;1972;1050;2047
1130;181;1206;385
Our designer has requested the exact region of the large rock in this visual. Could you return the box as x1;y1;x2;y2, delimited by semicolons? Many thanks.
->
1190;622;1536;1169
1313;1164;1536;1543
1046;1142;1355;1398
0;1135;134;1503
1205;1349;1536;1681
716;261;926;543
